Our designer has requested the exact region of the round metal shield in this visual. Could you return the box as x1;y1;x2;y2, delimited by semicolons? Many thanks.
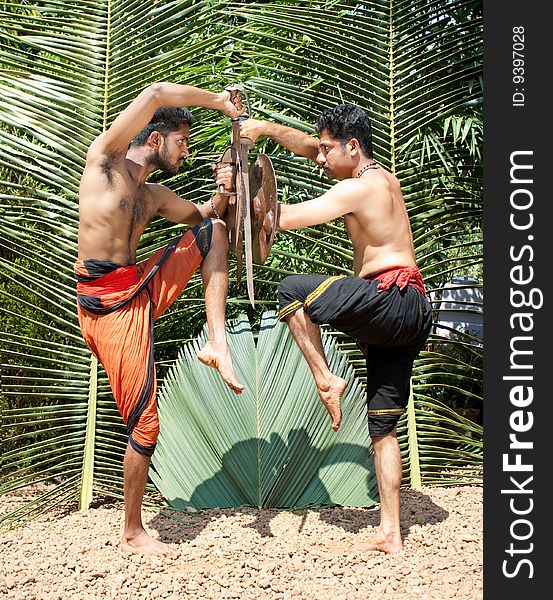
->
249;154;277;264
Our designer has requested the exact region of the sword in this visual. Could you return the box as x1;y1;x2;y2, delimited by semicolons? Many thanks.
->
219;86;278;307
223;85;256;307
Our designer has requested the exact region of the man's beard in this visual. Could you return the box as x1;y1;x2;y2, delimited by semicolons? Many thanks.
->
151;147;182;176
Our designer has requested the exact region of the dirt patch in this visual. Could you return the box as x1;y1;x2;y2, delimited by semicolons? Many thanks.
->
0;486;482;599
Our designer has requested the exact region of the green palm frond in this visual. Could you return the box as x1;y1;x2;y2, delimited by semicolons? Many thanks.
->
1;0;482;523
152;312;377;509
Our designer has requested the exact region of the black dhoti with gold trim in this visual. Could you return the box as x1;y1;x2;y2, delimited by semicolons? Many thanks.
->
277;268;432;437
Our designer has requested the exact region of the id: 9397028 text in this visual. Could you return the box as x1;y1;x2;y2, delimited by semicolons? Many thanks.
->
512;26;525;107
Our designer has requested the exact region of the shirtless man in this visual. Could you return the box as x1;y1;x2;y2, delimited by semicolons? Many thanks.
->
240;104;432;554
76;82;245;555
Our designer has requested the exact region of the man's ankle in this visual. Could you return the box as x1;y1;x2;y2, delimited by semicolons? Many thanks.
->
122;525;146;540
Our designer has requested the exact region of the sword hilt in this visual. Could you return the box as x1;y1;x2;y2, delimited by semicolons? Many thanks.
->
225;84;252;121
217;147;238;196
217;162;237;197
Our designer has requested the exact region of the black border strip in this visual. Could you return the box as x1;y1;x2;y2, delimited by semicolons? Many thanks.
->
484;2;548;595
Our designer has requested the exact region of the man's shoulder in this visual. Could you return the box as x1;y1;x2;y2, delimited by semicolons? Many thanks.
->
332;173;399;219
86;132;126;164
331;178;366;192
331;177;382;198
351;170;398;194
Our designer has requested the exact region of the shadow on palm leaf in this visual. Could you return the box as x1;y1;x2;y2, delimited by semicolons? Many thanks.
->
149;427;377;542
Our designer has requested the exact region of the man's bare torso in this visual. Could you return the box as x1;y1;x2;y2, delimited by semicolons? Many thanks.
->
345;167;417;278
78;154;160;265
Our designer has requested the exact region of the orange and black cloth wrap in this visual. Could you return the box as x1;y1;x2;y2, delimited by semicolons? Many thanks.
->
74;219;212;456
277;266;432;437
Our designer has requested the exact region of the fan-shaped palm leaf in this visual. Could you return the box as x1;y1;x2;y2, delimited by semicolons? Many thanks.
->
151;312;377;509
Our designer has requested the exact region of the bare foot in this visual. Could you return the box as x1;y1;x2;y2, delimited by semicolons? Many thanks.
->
197;341;245;394
317;375;347;431
120;530;177;557
346;532;403;554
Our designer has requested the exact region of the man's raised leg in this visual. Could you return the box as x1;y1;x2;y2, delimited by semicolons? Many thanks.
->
197;219;244;393
349;428;404;553
119;443;176;556
284;307;346;431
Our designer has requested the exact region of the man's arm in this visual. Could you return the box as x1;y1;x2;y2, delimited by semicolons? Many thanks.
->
152;186;230;226
278;179;364;231
239;119;319;162
153;162;235;225
88;83;243;158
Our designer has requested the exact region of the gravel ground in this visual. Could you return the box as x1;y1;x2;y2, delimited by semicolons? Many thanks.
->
0;485;482;599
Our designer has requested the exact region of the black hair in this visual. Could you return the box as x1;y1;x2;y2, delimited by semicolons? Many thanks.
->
315;103;373;158
130;107;195;147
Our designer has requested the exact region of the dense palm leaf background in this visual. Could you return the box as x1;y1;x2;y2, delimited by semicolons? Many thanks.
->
1;0;482;524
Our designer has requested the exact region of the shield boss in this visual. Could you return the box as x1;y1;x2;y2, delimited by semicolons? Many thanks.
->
249;154;277;264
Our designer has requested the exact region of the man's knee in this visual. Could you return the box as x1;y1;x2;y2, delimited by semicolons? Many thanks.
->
191;218;216;259
206;218;230;258
278;275;299;288
368;414;403;439
277;275;305;292
278;275;307;303
128;412;160;457
278;275;306;321
210;217;227;232
371;427;398;441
